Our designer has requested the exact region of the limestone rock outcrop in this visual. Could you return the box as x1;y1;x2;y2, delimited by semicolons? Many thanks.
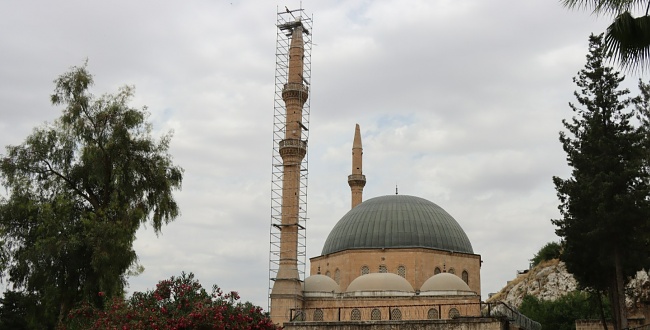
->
487;259;576;308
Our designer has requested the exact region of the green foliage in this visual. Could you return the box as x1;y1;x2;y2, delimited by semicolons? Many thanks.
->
0;63;183;326
519;291;611;330
562;0;650;71
531;242;562;267
553;34;650;329
64;272;279;330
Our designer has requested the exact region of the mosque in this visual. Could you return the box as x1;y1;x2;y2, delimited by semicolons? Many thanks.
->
267;9;537;330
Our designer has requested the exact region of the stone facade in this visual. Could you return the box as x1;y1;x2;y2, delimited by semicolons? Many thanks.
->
283;318;508;330
310;248;481;295
301;295;481;322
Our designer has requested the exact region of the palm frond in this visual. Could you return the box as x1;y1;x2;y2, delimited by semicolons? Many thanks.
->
604;11;650;72
561;0;647;15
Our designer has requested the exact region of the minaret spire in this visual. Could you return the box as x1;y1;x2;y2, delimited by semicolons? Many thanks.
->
348;124;366;208
269;15;310;325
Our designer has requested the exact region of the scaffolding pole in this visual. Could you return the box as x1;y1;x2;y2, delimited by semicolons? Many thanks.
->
268;7;312;311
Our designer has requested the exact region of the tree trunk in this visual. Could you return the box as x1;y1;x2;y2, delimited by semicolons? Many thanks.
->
610;285;621;330
596;291;609;330
614;248;629;329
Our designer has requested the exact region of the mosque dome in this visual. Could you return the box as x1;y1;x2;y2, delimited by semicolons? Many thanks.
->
321;195;473;255
303;274;341;293
346;273;414;293
420;272;474;295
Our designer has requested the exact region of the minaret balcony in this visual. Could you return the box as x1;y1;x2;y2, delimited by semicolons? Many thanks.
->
348;174;367;185
282;82;309;102
279;139;307;159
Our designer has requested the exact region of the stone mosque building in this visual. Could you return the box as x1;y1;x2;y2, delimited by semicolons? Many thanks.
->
268;10;537;330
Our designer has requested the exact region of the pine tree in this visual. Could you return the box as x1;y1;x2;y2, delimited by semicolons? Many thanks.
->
552;34;650;330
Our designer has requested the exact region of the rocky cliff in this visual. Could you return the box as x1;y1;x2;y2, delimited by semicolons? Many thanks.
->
486;259;576;308
486;258;650;316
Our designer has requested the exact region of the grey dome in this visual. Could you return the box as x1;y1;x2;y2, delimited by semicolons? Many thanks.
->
321;195;473;255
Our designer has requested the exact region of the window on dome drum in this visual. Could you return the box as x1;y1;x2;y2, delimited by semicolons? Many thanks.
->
397;265;406;278
427;308;439;319
390;308;402;320
448;268;455;275
351;309;361;321
448;308;460;319
361;265;369;275
313;309;323;321
434;267;441;275
334;269;341;284
371;308;381;320
462;270;469;284
325;270;331;277
379;265;387;273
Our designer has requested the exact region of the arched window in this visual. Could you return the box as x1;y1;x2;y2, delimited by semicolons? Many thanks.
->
325;270;331;277
313;309;323;321
361;265;369;275
397;265;406;278
462;270;469;284
427;308;439;319
448;308;460;319
390;308;402;320
434;267;441;275
448;268;455;275
350;309;361;320
371;308;381;320
334;269;341;284
379;265;387;273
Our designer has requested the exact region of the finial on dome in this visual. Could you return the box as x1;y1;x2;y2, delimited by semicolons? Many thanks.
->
317;266;321;274
396;185;398;195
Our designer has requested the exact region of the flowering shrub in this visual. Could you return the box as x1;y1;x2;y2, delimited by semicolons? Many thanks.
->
63;272;279;330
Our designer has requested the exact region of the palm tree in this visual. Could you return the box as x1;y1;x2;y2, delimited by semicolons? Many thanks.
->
563;0;650;72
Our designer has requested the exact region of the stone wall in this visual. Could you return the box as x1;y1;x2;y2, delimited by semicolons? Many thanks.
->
284;318;505;330
575;318;645;330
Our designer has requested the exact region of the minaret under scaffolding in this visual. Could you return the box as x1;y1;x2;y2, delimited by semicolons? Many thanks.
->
269;9;311;325
348;124;366;208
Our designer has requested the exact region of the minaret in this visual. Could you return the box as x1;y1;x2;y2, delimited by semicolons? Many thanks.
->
270;17;309;325
348;124;366;208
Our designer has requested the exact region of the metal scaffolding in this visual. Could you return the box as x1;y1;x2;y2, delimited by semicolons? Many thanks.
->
268;7;312;309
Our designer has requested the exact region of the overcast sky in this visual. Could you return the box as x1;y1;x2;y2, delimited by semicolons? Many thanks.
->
0;0;642;309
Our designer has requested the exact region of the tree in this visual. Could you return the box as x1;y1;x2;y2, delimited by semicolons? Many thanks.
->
0;63;183;326
552;34;650;330
530;242;562;267
64;272;279;330
562;0;650;71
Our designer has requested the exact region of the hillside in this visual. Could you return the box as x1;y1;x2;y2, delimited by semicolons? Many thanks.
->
486;259;576;308
487;258;650;320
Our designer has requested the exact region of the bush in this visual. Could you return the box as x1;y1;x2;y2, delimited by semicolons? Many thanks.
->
63;272;278;330
519;291;611;330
